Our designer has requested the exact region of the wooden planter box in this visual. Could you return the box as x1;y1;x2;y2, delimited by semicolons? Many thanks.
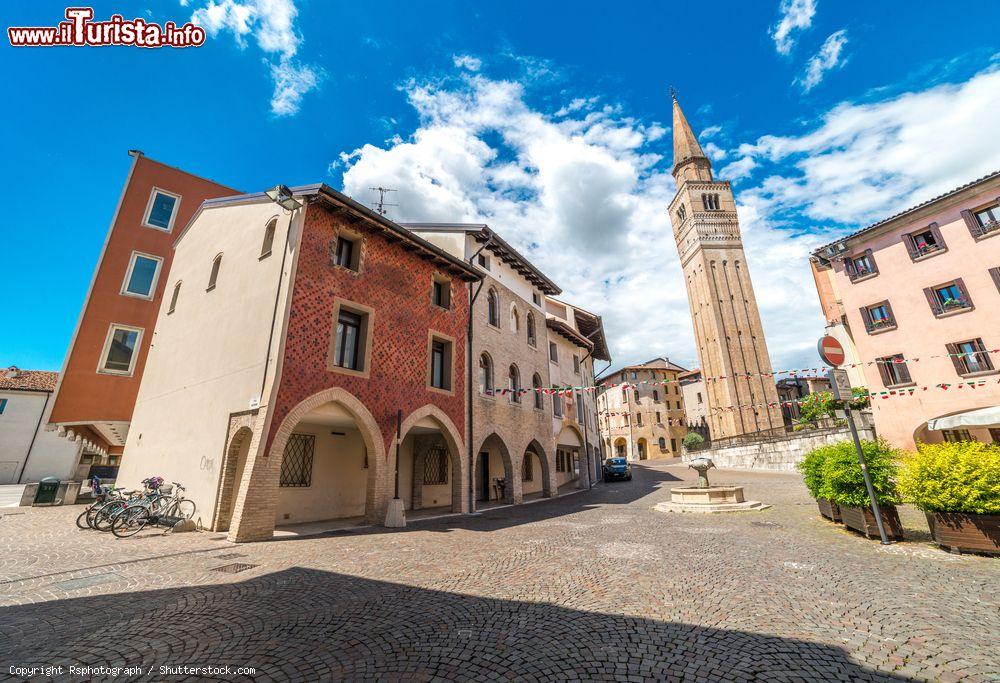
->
816;498;842;523
925;512;1000;555
840;505;904;541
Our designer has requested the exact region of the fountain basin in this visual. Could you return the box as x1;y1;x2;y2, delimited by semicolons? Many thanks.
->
655;485;769;514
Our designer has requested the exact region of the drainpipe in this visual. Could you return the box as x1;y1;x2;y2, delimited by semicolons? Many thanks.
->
466;232;493;513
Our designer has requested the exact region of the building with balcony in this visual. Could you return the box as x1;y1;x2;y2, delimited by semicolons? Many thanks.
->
810;171;1000;448
596;358;689;461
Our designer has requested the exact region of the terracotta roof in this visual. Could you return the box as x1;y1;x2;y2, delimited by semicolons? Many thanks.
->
677;368;701;380
545;318;594;351
0;367;58;392
597;356;688;381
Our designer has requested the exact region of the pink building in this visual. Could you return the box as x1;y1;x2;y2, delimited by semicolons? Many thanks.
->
811;171;1000;449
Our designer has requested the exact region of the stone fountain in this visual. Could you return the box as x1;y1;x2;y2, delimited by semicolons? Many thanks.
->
654;457;769;514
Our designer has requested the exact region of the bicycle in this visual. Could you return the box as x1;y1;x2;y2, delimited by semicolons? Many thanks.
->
111;479;194;538
75;477;124;529
93;477;162;532
159;482;196;519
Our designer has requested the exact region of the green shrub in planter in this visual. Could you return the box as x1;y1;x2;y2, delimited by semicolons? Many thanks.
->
797;445;829;499
819;439;901;508
898;441;1000;515
682;432;704;447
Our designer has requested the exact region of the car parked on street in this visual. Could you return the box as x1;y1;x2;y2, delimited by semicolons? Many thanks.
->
602;457;632;482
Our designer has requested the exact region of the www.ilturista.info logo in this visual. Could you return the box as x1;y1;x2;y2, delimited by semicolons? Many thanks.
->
8;7;206;48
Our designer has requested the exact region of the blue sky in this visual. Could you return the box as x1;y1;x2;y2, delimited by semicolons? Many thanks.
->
4;0;1000;374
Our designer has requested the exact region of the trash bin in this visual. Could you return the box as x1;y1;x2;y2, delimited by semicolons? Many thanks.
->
35;476;60;505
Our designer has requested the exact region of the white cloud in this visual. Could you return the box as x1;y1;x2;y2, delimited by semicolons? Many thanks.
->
699;124;722;140
798;30;849;92
453;54;482;72
190;0;320;116
702;141;727;161
771;0;816;55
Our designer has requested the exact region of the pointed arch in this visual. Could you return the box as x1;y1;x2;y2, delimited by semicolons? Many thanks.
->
399;403;467;513
486;288;500;327
475;432;515;504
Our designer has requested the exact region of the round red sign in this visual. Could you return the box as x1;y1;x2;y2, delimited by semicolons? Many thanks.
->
817;335;845;367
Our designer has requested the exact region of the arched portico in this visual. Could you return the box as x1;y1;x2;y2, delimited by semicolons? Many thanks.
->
397;404;467;515
521;439;553;500
555;424;586;491
475;432;516;505
228;387;386;543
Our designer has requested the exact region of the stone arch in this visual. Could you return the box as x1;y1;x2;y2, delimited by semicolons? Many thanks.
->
475;431;516;505
213;425;253;532
613;437;627;458
399;403;467;514
228;387;386;542
523;438;553;498
637;437;649;460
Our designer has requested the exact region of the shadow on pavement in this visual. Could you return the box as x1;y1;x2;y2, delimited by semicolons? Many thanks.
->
0;566;905;682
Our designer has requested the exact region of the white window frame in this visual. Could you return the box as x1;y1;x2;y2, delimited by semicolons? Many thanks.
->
120;251;164;300
141;187;181;232
97;323;144;376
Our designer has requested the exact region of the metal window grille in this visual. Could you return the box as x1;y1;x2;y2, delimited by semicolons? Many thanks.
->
423;446;449;485
280;434;314;487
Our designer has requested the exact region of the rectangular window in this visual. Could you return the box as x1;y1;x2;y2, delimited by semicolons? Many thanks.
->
697;392;703;404
477;253;491;270
142;189;180;231
549;342;558;363
973;206;1000;236
656;411;661;423
876;354;913;387
121;252;163;299
671;438;677;452
636;413;642;426
846;250;877;282
0;398;7;415
432;278;451;309
925;280;972;316
99;324;142;375
576;397;584;423
553;393;563;417
532;292;541;306
942;429;974;443
860;300;896;333
335;311;362;370
428;335;453;391
573;355;580;374
334;235;359;271
947;338;995;376
280;434;314;487
904;224;945;260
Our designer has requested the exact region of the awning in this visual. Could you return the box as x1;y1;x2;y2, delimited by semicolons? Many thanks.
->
927;406;1000;430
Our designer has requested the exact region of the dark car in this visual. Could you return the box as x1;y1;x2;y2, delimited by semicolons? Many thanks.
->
602;457;632;482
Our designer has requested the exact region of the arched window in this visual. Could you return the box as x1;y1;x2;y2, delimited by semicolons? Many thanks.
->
167;281;181;314
510;306;519;333
532;373;543;409
508;364;521;403
653;390;659;401
487;289;499;327
207;254;222;291
479;353;494;395
658;437;666;451
261;218;277;258
526;312;536;346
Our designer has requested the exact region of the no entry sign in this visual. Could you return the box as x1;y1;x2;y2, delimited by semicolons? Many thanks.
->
817;335;845;367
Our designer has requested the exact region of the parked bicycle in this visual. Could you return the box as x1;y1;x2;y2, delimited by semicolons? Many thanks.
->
111;480;196;538
90;477;163;532
75;477;125;529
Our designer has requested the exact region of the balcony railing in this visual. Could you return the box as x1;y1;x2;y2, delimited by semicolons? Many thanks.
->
912;242;944;257
865;317;896;333
931;298;972;316
972;219;1000;239
848;266;875;282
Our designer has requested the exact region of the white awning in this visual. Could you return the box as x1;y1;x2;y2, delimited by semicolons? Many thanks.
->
927;406;1000;430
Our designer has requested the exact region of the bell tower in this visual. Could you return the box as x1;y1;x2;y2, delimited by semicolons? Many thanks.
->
667;94;783;438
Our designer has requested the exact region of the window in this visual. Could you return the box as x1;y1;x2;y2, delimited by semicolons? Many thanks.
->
261;218;277;258
334;310;364;371
532;292;541;306
526;312;536;347
479;353;494;395
925;280;972;316
576;395;584;423
508;364;521;403
423;446;449;484
99;324;142;375
903;223;945;260
615;442;626;457
477;253;491;270
521;453;534;482
846;250;878;282
671;438;677;451
121;252;162;299
860;300;896;333
487;289;500;327
333;234;360;271
947;338;995;376
658;437;666;451
942;429;975;443
572;355;580;374
676;401;682;410
990;267;1000;294
965;205;1000;239
510;307;519;333
549;342;558;363
532;374;543;409
697;392;703;404
702;193;721;211
990;428;1000;444
432;277;451;309
876;354;913;388
280;434;314;487
0;398;7;415
653;390;659;401
553;392;563;417
556;451;564;472
142;189;180;231
429;336;453;392
656;411;661;423
676;204;687;223
167;281;181;314
207;254;222;291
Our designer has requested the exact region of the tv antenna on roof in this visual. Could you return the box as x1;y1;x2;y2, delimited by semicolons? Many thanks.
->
370;186;398;216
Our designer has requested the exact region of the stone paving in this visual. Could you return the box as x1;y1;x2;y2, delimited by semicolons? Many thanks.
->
0;461;997;682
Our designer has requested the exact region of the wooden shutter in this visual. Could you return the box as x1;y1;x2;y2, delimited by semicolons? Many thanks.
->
844;256;857;278
901;232;917;259
885;300;896;326
989;267;1000;293
859;306;873;332
961;209;980;238
865;249;879;275
928;222;945;249
876;358;891;386
977;339;995;371
945;342;966;375
896;358;913;384
923;287;939;315
954;277;973;309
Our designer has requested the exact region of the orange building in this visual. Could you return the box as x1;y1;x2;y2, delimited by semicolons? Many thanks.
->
46;152;237;464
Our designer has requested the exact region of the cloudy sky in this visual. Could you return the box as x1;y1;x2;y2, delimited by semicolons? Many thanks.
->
4;0;1000;374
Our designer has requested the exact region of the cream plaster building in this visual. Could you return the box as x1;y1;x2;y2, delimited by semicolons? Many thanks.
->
596;358;688;461
667;96;783;438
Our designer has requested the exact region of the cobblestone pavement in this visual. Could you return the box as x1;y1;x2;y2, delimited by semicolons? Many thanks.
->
1;462;997;682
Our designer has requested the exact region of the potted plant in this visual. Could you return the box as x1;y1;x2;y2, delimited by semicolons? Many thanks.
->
898;441;1000;554
798;444;840;522
820;439;905;540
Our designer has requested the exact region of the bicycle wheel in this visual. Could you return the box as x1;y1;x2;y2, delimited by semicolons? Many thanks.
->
112;506;151;538
94;501;127;532
86;501;108;529
168;498;196;519
76;506;92;530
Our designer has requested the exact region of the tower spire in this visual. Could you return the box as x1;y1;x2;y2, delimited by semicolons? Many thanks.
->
671;95;713;183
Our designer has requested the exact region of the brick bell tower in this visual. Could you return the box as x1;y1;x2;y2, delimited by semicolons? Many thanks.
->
667;94;783;438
